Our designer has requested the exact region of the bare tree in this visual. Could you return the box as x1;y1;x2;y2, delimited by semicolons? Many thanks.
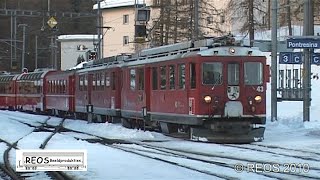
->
227;0;268;45
149;0;225;47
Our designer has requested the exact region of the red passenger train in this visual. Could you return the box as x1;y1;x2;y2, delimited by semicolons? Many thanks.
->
0;35;269;143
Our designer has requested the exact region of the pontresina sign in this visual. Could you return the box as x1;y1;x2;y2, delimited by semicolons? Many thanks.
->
287;38;320;48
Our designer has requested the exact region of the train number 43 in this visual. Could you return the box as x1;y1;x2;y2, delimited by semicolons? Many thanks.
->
256;86;264;92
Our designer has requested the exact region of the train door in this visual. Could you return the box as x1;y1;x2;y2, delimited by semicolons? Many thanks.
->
225;62;242;117
69;75;75;112
87;73;93;106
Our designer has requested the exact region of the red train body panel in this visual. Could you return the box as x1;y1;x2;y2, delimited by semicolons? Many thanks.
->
44;70;75;113
74;65;122;120
16;70;55;112
0;74;19;109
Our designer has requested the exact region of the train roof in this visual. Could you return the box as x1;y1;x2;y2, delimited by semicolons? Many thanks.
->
78;35;265;70
16;70;55;81
0;74;20;81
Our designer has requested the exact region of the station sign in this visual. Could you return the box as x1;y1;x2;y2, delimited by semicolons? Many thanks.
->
311;53;320;65
287;38;320;49
279;52;302;64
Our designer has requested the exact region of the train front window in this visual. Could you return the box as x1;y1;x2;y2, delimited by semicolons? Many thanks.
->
228;63;239;85
244;62;263;85
202;62;222;85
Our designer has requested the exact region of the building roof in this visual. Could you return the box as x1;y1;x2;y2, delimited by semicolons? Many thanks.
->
93;0;145;10
58;34;98;41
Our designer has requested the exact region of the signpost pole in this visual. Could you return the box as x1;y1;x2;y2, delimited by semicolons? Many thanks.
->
271;0;278;122
303;0;311;122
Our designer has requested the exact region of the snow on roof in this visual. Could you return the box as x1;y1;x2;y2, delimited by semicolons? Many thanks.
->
58;34;98;41
69;61;88;70
93;0;145;10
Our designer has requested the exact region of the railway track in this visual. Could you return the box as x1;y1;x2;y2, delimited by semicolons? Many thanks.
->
4;113;320;180
222;144;320;162
0;115;74;180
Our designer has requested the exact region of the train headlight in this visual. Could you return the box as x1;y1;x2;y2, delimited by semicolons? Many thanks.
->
254;95;262;103
229;48;235;54
204;95;212;104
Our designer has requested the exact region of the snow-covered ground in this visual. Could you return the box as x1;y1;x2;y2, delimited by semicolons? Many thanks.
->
0;27;320;179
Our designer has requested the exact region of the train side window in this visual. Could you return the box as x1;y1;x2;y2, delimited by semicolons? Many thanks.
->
130;69;136;90
63;80;66;93
92;74;96;91
169;65;175;90
0;83;4;93
97;73;101;90
79;76;83;91
138;68;144;90
84;75;88;91
228;63;240;85
160;66;166;90
106;73;110;87
112;72;116;90
202;62;222;85
190;63;196;89
178;64;186;89
152;67;158;90
101;73;105;88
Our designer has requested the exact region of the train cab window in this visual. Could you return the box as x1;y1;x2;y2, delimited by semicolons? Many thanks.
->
169;65;175;90
228;63;240;85
160;66;166;90
190;63;196;89
202;63;222;85
130;69;136;90
178;64;186;89
152;67;158;90
112;72;116;90
244;62;263;85
138;68;144;90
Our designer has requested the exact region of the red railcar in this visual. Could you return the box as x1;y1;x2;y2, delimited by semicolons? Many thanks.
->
120;36;269;142
44;70;76;116
0;74;19;109
74;64;122;122
16;70;55;112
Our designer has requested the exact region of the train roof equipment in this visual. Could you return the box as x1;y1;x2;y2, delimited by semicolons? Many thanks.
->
82;34;257;68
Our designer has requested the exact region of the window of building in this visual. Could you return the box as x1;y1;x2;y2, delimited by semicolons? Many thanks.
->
160;66;166;90
178;64;185;89
153;0;161;6
169;65;175;90
123;36;129;46
123;14;129;24
152;67;158;90
130;69;136;90
207;16;213;25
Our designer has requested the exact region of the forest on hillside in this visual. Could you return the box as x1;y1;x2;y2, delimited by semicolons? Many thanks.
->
0;0;96;72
